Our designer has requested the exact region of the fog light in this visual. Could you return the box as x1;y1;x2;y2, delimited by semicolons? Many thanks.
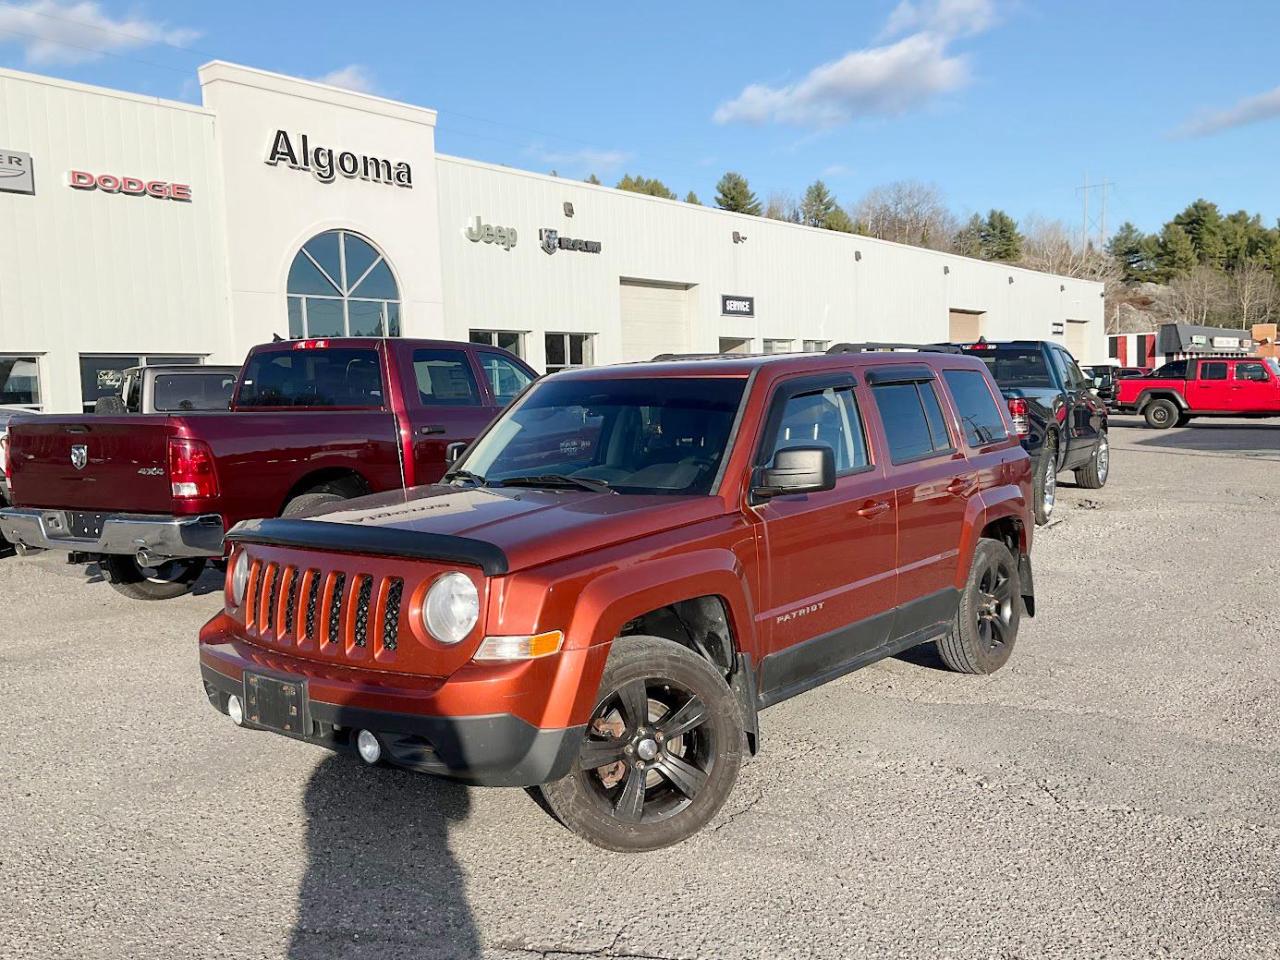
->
356;729;382;765
227;694;244;726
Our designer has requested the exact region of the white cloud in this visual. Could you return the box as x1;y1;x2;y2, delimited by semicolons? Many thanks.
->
0;0;199;66
713;33;970;128
314;64;377;95
525;144;628;176
882;0;996;39
822;163;856;178
714;0;998;129
1175;85;1280;139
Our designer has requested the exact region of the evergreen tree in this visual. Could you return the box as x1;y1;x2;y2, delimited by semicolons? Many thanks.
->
584;173;601;185
685;191;701;205
979;209;1023;261
1155;222;1197;279
826;206;856;233
615;173;677;200
952;214;985;258
1171;199;1226;267
715;171;762;215
1106;222;1152;282
799;179;840;228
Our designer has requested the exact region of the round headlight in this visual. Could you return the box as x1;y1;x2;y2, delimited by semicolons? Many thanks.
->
422;572;479;645
230;550;249;606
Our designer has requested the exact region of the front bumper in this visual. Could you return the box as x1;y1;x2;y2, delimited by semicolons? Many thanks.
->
199;626;595;787
0;507;224;558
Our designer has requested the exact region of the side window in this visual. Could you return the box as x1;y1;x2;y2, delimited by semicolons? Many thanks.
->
478;352;533;406
1152;360;1188;379
872;381;954;463
1235;361;1270;382
1200;361;1228;381
763;386;869;474
413;349;480;406
942;369;1009;446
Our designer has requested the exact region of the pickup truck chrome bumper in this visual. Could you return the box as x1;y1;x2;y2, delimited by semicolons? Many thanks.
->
0;507;225;558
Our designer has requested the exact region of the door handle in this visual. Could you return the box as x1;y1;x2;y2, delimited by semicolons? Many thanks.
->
418;424;447;435
856;500;891;519
946;475;977;496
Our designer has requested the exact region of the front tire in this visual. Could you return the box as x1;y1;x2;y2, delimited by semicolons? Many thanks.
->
103;555;205;600
1074;432;1109;489
538;636;743;852
1032;433;1057;526
1143;399;1178;429
937;539;1022;675
283;491;348;517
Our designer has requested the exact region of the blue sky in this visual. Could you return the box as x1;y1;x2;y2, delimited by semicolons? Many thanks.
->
2;0;1278;236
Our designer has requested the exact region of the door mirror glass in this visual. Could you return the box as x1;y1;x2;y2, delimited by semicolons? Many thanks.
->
752;444;835;500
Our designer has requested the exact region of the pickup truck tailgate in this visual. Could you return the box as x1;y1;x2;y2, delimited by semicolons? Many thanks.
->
8;415;175;513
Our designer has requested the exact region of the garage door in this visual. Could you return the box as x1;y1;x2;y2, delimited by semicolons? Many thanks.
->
620;280;691;361
948;310;984;342
1064;320;1088;361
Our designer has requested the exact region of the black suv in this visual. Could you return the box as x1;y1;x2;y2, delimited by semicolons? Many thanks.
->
951;340;1109;524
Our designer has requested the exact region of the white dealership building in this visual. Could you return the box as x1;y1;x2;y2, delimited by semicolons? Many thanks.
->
0;62;1104;414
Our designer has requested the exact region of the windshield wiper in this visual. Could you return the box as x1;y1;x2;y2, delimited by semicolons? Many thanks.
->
445;468;489;487
496;474;614;493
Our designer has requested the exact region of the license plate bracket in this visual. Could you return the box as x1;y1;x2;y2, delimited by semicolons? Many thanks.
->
243;672;308;736
68;511;107;539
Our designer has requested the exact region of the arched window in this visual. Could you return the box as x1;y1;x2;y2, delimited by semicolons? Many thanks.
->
287;230;401;338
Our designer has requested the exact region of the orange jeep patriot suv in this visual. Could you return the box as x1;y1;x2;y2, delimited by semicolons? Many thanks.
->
199;345;1035;851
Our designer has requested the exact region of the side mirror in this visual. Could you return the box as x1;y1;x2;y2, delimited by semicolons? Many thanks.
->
751;444;835;500
444;441;467;464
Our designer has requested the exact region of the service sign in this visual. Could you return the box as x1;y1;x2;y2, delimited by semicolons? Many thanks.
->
722;295;754;317
1212;336;1240;349
0;149;35;195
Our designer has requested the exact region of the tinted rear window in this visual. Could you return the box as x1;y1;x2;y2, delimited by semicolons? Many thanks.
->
962;347;1054;388
872;381;954;463
153;372;237;412
942;369;1009;446
237;349;384;407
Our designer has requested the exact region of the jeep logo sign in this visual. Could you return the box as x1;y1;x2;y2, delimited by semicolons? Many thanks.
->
0;149;35;195
721;295;754;317
465;216;517;250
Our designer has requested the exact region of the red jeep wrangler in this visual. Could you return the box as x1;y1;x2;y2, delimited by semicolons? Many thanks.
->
1114;356;1280;428
199;346;1036;850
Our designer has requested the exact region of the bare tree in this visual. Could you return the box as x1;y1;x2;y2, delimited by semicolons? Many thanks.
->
764;191;800;223
851;180;957;250
1020;216;1119;284
1228;260;1279;329
1163;266;1229;325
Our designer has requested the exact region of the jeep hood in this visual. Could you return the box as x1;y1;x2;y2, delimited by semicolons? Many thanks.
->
237;485;727;574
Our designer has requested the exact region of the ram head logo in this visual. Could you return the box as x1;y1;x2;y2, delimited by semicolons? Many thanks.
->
539;228;559;255
70;444;88;471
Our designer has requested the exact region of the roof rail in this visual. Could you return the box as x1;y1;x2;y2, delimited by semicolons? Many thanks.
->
826;342;962;355
649;352;774;361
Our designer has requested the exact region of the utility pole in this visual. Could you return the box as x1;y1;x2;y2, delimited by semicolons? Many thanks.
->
1077;174;1115;250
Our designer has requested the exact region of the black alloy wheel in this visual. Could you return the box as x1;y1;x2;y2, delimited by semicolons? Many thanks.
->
936;538;1022;674
538;636;742;851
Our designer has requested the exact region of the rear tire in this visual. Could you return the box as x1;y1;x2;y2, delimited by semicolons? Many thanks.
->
103;555;204;600
937;539;1022;675
1032;434;1057;526
282;491;347;517
1074;431;1109;489
1143;399;1178;429
538;636;743;852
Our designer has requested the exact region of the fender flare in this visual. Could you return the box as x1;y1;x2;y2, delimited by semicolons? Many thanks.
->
954;484;1030;591
1135;389;1188;412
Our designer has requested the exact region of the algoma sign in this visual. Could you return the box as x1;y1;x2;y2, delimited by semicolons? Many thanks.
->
265;130;413;188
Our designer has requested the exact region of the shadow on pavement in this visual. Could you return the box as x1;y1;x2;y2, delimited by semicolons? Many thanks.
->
289;754;479;959
1109;417;1280;456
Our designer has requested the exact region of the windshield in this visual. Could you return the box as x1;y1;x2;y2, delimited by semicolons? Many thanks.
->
1267;358;1280;377
154;372;237;411
961;347;1054;388
460;376;747;495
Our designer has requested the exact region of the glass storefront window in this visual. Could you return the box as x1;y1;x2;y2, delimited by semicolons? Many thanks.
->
79;354;203;412
286;230;401;338
544;332;594;374
469;330;525;357
0;356;41;409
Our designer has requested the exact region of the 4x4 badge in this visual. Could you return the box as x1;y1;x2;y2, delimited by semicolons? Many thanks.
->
70;444;88;471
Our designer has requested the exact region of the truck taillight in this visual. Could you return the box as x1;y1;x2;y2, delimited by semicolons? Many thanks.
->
1007;398;1030;437
168;438;218;499
0;434;8;479
293;339;330;349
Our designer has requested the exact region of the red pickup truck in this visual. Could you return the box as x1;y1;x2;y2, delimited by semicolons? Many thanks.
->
1114;356;1280;428
0;338;535;598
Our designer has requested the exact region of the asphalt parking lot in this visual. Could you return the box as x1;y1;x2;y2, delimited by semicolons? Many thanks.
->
2;415;1279;960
